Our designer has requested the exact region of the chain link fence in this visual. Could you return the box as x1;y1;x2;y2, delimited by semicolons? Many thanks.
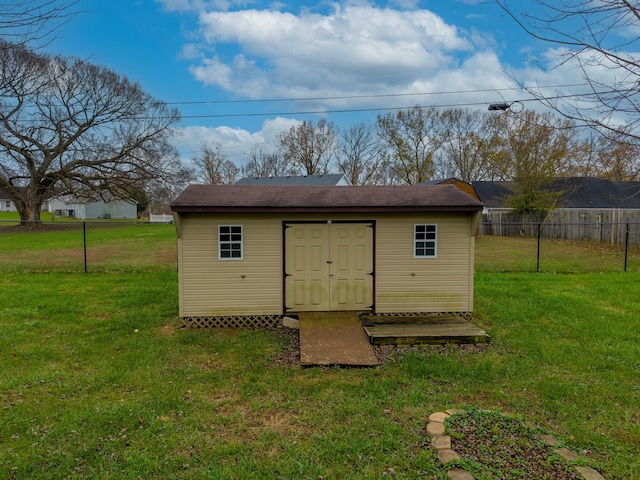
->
0;220;177;273
2;219;639;274
477;221;640;273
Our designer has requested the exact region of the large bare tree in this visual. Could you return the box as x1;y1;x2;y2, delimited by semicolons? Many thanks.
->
193;144;239;184
435;108;496;182
377;106;442;184
498;0;640;142
0;44;181;224
278;119;339;175
0;0;78;49
242;146;289;178
337;122;387;185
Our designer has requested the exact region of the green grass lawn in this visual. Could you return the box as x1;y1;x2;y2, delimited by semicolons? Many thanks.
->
0;222;177;273
1;270;638;479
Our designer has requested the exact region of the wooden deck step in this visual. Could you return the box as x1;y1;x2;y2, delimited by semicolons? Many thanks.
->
363;320;490;345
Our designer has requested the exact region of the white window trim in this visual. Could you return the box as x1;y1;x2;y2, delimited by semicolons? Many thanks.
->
414;223;437;258
218;224;243;261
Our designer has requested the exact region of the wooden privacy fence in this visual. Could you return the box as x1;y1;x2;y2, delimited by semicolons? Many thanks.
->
481;210;640;246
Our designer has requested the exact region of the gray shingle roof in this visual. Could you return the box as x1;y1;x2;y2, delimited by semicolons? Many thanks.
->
236;174;351;186
472;178;640;209
171;184;483;214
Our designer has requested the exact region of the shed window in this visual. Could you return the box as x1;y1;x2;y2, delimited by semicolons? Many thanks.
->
414;224;437;258
219;225;243;260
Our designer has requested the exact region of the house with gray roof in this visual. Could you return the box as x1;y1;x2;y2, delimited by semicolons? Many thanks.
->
236;173;351;186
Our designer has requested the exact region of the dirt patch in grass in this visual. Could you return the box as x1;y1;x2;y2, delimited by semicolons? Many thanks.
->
446;409;582;480
267;327;301;367
159;324;176;335
267;329;490;367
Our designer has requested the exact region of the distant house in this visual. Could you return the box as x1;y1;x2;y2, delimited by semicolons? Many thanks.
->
474;177;640;243
473;177;640;215
170;184;483;327
236;173;352;186
0;188;52;213
48;195;137;219
0;189;17;212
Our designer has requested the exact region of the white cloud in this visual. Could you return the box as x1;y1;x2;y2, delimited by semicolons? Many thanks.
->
188;4;475;100
171;117;301;165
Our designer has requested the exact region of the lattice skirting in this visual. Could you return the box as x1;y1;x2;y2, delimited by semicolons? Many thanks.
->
181;315;281;329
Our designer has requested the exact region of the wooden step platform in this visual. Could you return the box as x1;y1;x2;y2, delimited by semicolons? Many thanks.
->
362;316;490;345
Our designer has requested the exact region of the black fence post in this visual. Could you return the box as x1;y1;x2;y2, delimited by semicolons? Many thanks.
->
624;222;629;272
83;221;88;273
537;223;541;273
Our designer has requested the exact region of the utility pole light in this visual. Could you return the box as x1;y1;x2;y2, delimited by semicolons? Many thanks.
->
488;101;524;113
488;102;510;111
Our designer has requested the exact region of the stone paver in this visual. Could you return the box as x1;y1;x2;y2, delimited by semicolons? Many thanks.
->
575;466;606;480
557;447;580;461
437;449;460;464
431;434;451;451
446;409;466;416
426;421;445;436
541;434;560;447
429;411;450;423
447;468;475;480
428;409;607;480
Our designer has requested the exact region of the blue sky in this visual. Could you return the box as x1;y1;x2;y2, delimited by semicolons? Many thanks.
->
44;0;593;165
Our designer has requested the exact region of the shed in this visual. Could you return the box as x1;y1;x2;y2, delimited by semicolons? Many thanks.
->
170;184;484;327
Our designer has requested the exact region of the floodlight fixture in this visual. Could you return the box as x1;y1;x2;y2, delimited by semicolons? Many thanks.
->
488;102;510;111
488;101;524;113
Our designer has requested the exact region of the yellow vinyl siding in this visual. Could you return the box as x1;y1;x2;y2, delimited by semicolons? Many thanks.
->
375;214;473;313
176;211;476;317
178;214;283;317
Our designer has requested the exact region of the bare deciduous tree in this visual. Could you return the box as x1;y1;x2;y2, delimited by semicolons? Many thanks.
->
0;44;182;224
376;106;442;184
193;144;239;184
0;0;78;49
242;146;289;178
337;122;386;185
278;119;339;175
436;108;495;182
498;0;640;142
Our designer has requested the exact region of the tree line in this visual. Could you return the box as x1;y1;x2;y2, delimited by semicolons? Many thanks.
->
2;1;639;223
194;107;640;212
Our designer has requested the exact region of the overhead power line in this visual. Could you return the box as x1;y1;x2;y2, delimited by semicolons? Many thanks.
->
164;83;593;106
174;88;619;120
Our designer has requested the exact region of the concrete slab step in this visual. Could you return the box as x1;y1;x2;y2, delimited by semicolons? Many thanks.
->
299;311;379;367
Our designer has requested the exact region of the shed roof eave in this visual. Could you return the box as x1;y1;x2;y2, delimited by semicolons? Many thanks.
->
170;205;483;214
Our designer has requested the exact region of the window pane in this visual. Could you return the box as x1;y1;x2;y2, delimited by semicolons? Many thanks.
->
415;224;436;257
219;225;243;260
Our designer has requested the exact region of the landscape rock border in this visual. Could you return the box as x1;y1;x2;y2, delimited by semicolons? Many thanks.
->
426;409;606;480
